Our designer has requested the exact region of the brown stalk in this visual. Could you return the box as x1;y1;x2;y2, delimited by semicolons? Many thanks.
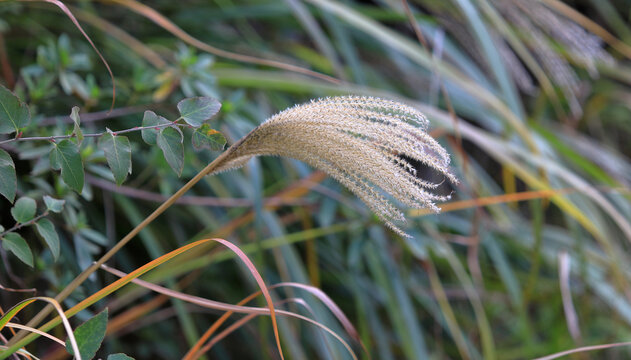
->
9;149;235;345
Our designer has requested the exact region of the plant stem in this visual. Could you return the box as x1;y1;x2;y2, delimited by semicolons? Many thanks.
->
0;121;188;145
0;212;49;238
6;146;234;348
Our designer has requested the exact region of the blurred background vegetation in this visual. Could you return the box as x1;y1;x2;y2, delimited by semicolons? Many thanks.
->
1;0;631;359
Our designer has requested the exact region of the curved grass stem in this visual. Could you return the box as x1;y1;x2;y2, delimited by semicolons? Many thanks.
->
6;149;232;348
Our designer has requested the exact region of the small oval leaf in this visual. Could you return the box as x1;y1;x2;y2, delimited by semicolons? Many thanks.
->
0;149;16;202
157;127;184;176
66;308;108;360
11;197;36;223
43;195;65;213
35;218;60;261
51;140;84;193
141;110;170;145
177;97;221;127
2;232;33;267
192;124;226;151
99;132;132;186
0;84;30;135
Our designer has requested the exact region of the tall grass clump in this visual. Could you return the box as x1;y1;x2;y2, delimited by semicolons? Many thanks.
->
3;0;631;359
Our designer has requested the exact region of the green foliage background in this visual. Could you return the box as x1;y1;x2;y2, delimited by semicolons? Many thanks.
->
1;0;631;359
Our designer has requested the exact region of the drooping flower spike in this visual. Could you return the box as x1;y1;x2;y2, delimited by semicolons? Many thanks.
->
208;96;458;237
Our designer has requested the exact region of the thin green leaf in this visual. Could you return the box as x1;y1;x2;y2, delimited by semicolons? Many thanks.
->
107;354;135;360
70;106;84;145
453;0;523;117
51;140;84;193
157;127;184;176
0;298;37;331
192;124;226;151
11;197;36;223
36;218;60;261
66;308;108;360
177;97;221;127
2;232;33;267
0;148;16;202
43;195;65;213
141;110;170;145
0;84;30;135
99;131;132;186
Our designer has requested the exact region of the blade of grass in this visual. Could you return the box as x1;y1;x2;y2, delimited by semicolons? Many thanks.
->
0;297;80;360
284;0;345;79
67;5;167;68
534;341;631;360
100;264;361;347
453;0;523;118
305;0;538;153
364;227;429;359
15;147;237;347
4;323;64;346
476;0;565;119
114;194;202;357
104;0;340;84
183;287;358;360
1;238;279;359
427;238;496;360
96;268;359;359
424;259;473;360
198;297;333;357
558;252;582;345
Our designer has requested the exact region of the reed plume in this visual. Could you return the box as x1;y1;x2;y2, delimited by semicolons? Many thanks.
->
496;0;614;117
206;96;458;237
50;96;458;322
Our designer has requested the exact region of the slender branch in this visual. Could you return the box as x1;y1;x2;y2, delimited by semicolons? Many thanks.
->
86;175;311;207
40;105;152;126
0;212;49;238
0;121;189;145
9;148;235;347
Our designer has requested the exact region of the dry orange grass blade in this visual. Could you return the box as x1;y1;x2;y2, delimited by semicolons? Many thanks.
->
93;237;284;359
99;266;361;360
274;282;360;343
185;290;358;360
186;238;285;360
410;188;576;216
0;297;81;360
198;297;342;357
3;239;254;355
104;0;341;84
410;187;631;217
106;295;169;335
534;341;631;360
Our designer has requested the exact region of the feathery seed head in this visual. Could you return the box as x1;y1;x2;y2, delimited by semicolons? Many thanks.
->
209;96;458;237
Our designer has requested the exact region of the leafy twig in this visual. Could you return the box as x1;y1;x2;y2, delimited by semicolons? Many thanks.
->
0;121;190;145
0;212;49;238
